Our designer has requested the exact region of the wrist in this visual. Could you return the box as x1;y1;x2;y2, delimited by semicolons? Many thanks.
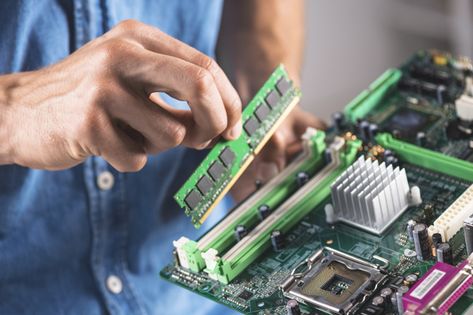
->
0;74;20;165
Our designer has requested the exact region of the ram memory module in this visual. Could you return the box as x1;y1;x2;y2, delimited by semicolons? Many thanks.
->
174;65;301;228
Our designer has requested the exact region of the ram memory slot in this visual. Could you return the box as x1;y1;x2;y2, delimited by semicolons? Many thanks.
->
344;68;402;123
376;133;473;182
173;129;326;273
204;137;362;284
174;65;301;228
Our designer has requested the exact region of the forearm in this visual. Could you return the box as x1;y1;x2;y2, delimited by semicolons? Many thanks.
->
217;0;304;102
0;74;17;165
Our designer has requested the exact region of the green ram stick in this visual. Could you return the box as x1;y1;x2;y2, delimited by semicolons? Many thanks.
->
174;65;301;228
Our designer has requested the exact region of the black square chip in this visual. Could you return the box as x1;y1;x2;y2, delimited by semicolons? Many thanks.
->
255;103;271;122
197;175;213;195
265;89;280;109
184;189;202;210
244;116;259;136
238;289;254;300
276;77;291;96
219;147;235;167
208;161;226;181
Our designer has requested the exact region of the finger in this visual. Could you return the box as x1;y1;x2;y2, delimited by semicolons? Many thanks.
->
117;50;228;147
106;90;189;152
94;117;148;172
292;109;328;135
113;20;242;139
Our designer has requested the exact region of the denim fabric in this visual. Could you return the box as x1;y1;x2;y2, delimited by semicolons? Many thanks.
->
0;1;237;314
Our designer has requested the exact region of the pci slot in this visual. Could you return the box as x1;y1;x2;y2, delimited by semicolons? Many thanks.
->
344;69;402;123
173;129;326;273
375;133;473;182
203;137;362;284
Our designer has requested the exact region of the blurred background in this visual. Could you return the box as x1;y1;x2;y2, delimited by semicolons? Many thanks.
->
300;0;473;121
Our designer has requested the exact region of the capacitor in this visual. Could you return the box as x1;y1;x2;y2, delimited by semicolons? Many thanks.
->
436;242;453;264
325;203;336;224
234;225;248;241
359;120;371;141
380;287;393;298
286;299;301;315
324;148;332;164
431;233;442;248
271;230;285;251
255;179;263;189
332;112;345;131
416;132;427;147
406;220;417;241
296;171;309;187
396;286;410;315
371;296;385;307
369;124;379;142
258;204;271;220
464;216;473;256
385;155;399;167
403;274;418;287
413;223;431;261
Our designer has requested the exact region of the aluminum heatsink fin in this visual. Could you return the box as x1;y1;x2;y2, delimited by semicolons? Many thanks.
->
330;157;411;235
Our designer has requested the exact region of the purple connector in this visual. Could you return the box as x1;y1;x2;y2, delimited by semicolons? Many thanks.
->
402;261;473;314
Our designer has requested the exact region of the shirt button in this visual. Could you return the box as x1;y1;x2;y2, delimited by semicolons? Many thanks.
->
106;275;123;294
97;171;114;190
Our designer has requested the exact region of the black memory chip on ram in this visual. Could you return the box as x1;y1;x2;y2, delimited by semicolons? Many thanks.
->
265;90;280;108
197;174;213;195
255;103;271;122
276;77;291;96
219;148;236;167
184;189;202;210
244;116;260;136
208;161;226;181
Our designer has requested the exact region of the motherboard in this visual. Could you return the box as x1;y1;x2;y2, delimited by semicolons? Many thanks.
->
161;50;473;315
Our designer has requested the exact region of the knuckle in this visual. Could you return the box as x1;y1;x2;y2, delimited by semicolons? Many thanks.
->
197;55;219;75
122;154;147;172
114;19;141;34
192;68;214;95
166;123;186;147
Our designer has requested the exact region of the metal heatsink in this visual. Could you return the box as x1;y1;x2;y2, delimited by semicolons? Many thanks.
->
330;157;410;235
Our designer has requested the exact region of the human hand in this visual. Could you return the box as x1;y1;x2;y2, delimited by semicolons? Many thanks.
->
0;20;242;172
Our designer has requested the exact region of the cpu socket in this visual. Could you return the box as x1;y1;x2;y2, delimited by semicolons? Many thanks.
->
281;248;385;314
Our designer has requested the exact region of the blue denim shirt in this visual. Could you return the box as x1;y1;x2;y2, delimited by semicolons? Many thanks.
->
0;1;237;314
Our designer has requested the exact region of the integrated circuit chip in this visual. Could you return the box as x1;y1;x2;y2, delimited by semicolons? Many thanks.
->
243;116;259;136
184;190;202;210
219;147;236;167
208;161;226;181
276;77;291;96
197;175;213;195
255;103;271;122
265;90;280;109
238;290;254;301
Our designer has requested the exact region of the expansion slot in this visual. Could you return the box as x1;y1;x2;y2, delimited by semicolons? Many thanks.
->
203;136;361;284
376;133;473;182
344;69;402;123
174;65;301;228
173;129;326;273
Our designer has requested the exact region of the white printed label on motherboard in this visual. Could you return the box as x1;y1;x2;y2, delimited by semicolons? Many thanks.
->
410;269;446;299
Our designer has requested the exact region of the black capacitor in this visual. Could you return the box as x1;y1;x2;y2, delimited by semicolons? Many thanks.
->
431;233;442;248
369;124;379;142
258;204;271;220
271;230;285;251
385;155;399;167
359;120;371;141
255;179;263;189
416;132;427;147
413;223;431;261
286;299;301;315
464;217;473;256
324;148;332;164
436;242;453;264
234;225;248;241
296;171;310;187
332;112;345;131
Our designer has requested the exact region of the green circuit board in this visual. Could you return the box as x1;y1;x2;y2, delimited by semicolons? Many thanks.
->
174;65;301;228
162;51;473;315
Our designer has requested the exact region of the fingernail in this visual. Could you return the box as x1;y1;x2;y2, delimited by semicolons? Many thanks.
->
229;121;242;139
